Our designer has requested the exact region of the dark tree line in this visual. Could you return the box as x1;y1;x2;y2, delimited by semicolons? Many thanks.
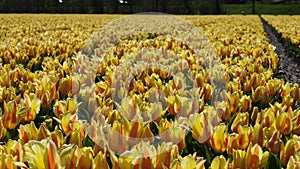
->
0;0;225;14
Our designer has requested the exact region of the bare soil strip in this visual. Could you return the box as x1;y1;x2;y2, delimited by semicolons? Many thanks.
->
261;17;300;108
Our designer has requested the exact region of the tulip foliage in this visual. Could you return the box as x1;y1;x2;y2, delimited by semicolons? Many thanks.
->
0;14;299;169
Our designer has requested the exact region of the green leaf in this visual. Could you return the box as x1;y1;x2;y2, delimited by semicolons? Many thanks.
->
264;152;281;169
82;135;95;148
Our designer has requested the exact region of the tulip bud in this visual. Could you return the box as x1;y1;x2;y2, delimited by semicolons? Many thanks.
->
267;131;282;154
280;139;296;167
240;95;252;113
59;77;72;95
191;113;213;144
276;112;292;135
2;101;26;130
210;155;228;169
231;112;249;133
251;123;264;147
245;143;269;169
210;123;228;153
93;151;110;169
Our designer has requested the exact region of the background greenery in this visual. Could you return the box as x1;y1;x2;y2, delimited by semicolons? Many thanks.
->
0;0;299;15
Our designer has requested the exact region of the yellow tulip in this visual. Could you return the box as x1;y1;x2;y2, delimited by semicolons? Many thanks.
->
41;91;52;108
38;124;51;141
93;151;110;169
18;121;38;144
240;95;252;113
290;85;300;102
51;126;65;149
24;139;61;169
250;123;264;147
292;109;300;135
251;107;260;123
121;97;137;121
167;95;181;116
210;155;228;169
231;149;246;169
280;139;296;167
78;147;94;169
251;86;267;103
226;92;239;114
114;142;157;169
107;121;128;154
2;101;27;130
283;94;294;108
53;101;66;118
287;156;300;169
243;79;252;93
59;77;72;95
0;118;6;141
238;126;252;150
0;154;17;169
179;154;206;169
156;142;179;169
158;118;187;151
191;113;213;144
276;112;292;135
245;143;269;169
262;109;275;128
23;94;41;122
69;130;82;147
5;140;24;163
267;131;282;154
227;133;239;155
201;83;212;101
58;112;76;135
210;123;228;153
231;112;249;133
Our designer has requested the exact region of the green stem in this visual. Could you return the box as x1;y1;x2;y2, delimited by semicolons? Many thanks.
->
204;143;211;165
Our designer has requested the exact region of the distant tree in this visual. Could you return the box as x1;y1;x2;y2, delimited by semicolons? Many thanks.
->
92;0;104;13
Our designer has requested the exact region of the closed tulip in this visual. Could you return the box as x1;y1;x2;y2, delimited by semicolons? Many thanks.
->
245;143;269;169
210;123;228;153
191;113;213;144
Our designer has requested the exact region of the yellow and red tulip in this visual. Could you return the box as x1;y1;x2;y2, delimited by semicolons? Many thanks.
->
240;95;252;113
22;94;41;122
156;142;179;169
245;143;269;169
266;131;282;154
250;123;264;147
287;156;300;169
18;122;38;144
93;151;110;169
231;112;249;133
210;155;228;169
210;123;228;153
158;118;187;151
276;111;292;135
24;139;61;169
107;121;129;154
280;139;296;167
4;139;24;163
191;113;213;144
2;100;27;130
50;126;65;149
231;149;246;169
0;118;6;141
236;126;252;150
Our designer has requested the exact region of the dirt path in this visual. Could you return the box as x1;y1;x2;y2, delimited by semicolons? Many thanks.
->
260;18;300;108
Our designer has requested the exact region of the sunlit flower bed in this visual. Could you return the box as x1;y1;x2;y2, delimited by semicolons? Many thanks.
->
0;14;299;169
261;15;300;48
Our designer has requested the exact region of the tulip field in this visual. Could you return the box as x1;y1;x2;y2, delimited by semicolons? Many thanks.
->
261;15;300;49
0;14;300;169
